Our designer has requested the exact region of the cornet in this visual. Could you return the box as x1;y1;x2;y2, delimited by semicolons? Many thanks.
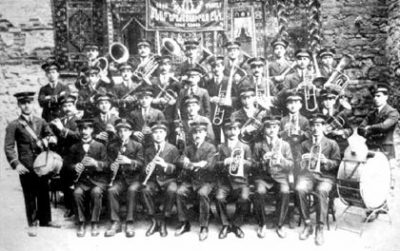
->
229;147;244;177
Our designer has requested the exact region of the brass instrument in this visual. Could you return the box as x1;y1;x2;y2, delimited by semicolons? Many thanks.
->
255;60;273;110
300;143;322;173
161;37;185;59
132;54;160;85
109;42;129;64
196;45;215;74
239;109;264;144
155;83;178;107
229;147;244;177
143;146;163;185
175;109;186;154
312;52;322;78
296;69;319;112
325;115;346;135
108;144;127;187
263;138;283;174
323;54;353;93
212;66;235;126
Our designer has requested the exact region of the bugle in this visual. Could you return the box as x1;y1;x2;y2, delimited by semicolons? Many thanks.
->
229;147;244;177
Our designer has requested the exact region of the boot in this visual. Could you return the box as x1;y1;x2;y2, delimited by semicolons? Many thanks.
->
125;221;135;238
315;225;324;246
199;226;208;241
276;226;287;239
91;222;100;237
299;223;313;240
146;218;159;237
218;225;229;239
256;224;267;239
175;221;190;236
159;219;168;237
76;222;86;237
104;221;122;237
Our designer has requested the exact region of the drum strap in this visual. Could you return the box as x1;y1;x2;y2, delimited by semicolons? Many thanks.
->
18;119;44;151
345;162;361;180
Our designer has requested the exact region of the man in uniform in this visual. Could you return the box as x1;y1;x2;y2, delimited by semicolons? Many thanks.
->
269;38;294;91
5;92;59;236
104;118;144;238
175;122;218;241
223;40;249;84
295;114;341;246
252;116;293;238
92;91;119;144
283;49;313;90
215;118;252;239
176;40;201;77
38;60;70;122
66;119;109;237
142;120;180;237
318;47;336;78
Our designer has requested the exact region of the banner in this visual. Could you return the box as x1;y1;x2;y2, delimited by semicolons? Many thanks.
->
147;0;225;31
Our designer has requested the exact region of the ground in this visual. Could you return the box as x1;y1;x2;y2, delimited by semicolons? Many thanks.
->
0;166;399;251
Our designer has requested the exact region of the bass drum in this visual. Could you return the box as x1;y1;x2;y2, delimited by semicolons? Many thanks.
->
33;150;63;177
337;151;390;209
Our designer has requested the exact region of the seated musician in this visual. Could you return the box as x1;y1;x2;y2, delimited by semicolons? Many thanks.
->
92;91;119;144
38;60;70;122
295;114;341;246
176;40;200;77
252;116;293;239
283;49;313;90
175;122;218;241
176;67;211;119
238;57;277;111
318;47;336;78
142;120;180;237
151;55;180;122
128;86;165;146
177;95;214;146
65;119;109;237
50;93;82;218
231;86;268;147
104;118;144;238
114;63;140;118
76;66;114;118
269;38;293;91
223;40;249;84
319;88;352;155
215;118;252;239
204;55;237;142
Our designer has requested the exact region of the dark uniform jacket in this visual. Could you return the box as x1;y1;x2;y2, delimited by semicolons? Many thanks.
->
269;59;293;91
238;75;278;97
92;113;119;143
181;115;215;145
151;75;181;121
38;82;70;122
177;86;211;119
179;141;217;188
282;70;303;90
51;113;82;156
107;138;144;184
129;107;166;132
215;140;252;187
76;80;114;118
144;142;180;186
114;81;141;118
300;136;341;179
65;139;109;188
5;115;54;170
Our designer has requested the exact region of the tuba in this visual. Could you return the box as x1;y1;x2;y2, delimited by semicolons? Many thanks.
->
132;54;160;85
109;42;130;64
161;37;185;59
323;54;353;93
229;147;244;177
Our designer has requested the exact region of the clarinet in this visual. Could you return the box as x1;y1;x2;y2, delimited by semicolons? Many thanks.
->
73;143;90;183
108;143;126;187
143;147;162;186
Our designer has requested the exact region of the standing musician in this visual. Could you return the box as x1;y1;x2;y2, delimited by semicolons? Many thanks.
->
92;91;119;144
38;60;70;122
269;38;293;91
142;120;180;237
318;47;336;78
178;95;214;145
176;67;211;119
50;93;82;218
204;55;237;142
359;83;400;195
295;114;341;246
252;116;293;239
176;40;201;77
319;88;352;155
66;119;109;237
76;66;114;118
283;49;313;90
231;87;268;147
151;55;180;122
83;43;100;68
214;118;252;239
223;40;249;84
5;92;59;236
238;57;277;111
175;121;217;241
280;90;310;173
104;118;144;238
128;87;165;146
131;38;156;81
114;63;140;118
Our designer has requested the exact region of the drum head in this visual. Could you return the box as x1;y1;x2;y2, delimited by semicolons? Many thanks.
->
33;151;63;177
360;151;391;209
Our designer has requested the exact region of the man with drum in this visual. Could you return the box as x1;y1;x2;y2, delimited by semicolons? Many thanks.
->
5;92;59;236
295;114;341;246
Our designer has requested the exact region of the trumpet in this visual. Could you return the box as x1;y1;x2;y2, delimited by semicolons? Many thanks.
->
212;66;235;126
143;146;162;185
239;109;264;144
229;147;244;177
296;70;319;112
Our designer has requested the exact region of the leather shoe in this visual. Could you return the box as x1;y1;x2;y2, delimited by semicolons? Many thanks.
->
28;221;38;237
77;222;86;237
299;224;313;240
315;225;324;246
41;221;61;228
159;220;168;237
175;221;190;236
256;225;266;238
125;222;135;238
365;211;379;223
231;225;244;238
276;226;287;239
91;223;100;237
63;209;74;218
199;227;208;241
146;218;159;237
104;221;122;237
218;225;229;239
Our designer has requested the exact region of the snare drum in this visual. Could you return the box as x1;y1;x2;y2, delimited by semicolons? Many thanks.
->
337;151;390;209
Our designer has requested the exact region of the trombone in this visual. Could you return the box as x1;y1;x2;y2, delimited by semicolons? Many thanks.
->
296;69;319;112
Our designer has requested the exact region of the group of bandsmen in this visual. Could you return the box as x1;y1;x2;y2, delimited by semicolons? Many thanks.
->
4;37;400;246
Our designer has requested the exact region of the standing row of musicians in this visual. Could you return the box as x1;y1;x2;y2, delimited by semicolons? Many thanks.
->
5;37;400;246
